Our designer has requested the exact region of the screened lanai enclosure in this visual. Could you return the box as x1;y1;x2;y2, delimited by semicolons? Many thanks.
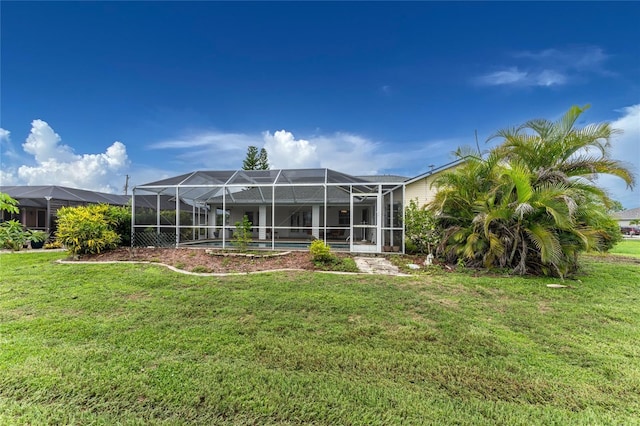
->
132;169;406;253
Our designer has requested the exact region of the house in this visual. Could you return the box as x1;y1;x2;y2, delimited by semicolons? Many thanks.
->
132;160;464;253
612;207;640;234
0;185;130;234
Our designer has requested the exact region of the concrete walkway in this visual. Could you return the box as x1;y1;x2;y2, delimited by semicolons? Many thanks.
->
354;256;410;276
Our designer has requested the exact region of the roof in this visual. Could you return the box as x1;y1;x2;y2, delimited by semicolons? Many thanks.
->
404;158;468;185
356;175;408;183
0;185;130;207
135;168;407;203
612;207;640;220
138;168;372;188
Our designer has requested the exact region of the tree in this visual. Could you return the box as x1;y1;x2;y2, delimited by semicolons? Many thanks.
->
607;200;625;213
257;148;269;170
0;192;19;215
242;146;270;170
430;105;635;277
404;199;439;255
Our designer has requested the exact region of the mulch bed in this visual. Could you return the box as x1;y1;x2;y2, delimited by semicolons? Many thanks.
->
77;247;319;274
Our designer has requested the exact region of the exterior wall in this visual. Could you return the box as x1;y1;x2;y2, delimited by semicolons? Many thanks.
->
405;174;439;207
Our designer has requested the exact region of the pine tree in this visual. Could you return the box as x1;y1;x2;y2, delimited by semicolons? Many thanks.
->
242;146;270;170
242;146;260;170
257;148;270;170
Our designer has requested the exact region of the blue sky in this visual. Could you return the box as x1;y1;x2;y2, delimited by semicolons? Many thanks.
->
1;2;639;207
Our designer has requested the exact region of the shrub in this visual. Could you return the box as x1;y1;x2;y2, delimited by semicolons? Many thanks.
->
44;240;63;249
56;204;121;255
310;239;334;263
106;205;132;246
404;199;439;255
233;215;252;251
0;220;29;251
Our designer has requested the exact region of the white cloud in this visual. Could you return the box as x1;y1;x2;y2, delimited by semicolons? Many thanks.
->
262;130;319;169
149;130;258;170
475;46;610;88
0;128;10;142
476;67;567;87
0;127;22;162
515;46;608;71
22;119;76;163
149;128;425;176
3;120;130;193
477;67;528;86
600;104;640;208
535;69;567;87
0;169;16;185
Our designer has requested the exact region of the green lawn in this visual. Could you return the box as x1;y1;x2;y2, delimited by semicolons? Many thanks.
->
1;252;639;425
610;238;640;258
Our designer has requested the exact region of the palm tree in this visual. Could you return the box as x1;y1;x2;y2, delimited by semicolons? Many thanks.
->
491;104;635;192
430;105;635;277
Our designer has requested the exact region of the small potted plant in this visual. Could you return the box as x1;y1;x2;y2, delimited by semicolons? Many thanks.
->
27;230;48;249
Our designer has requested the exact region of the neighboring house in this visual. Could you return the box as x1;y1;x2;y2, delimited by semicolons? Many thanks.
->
404;159;466;207
132;162;463;253
0;185;130;234
612;207;640;229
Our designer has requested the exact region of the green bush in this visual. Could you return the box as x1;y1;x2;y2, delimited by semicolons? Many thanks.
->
309;241;358;272
106;205;132;246
56;204;121;255
233;215;252;251
0;220;29;251
310;239;334;263
404;199;439;255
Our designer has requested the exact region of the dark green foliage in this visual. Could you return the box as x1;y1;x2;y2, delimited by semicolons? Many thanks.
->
242;146;270;170
592;212;623;252
105;205;132;246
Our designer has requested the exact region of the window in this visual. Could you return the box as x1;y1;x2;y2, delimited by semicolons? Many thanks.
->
290;210;311;233
338;209;349;226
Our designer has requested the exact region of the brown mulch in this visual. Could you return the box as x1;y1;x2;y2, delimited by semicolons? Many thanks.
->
78;247;319;274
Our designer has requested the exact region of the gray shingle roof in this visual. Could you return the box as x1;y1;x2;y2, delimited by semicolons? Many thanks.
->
612;207;640;220
0;185;130;207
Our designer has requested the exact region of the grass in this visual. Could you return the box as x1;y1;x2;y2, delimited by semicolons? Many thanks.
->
1;252;639;424
609;238;640;258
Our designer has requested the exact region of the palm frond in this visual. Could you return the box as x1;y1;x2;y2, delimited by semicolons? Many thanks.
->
525;223;562;266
